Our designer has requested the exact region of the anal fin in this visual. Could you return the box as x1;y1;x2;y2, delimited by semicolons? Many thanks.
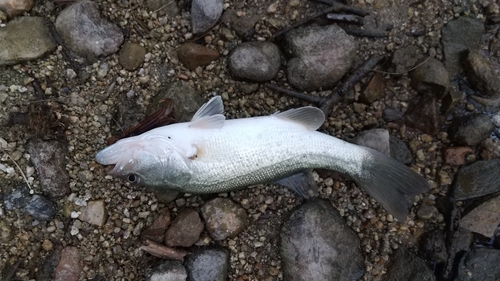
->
276;170;318;199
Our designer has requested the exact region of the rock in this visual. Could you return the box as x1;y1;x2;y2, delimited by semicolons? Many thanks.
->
24;195;56;221
177;43;220;71
141;208;171;243
352;129;390;156
201;198;247;240
453;158;500;200
441;16;484;75
145;260;187;281
221;9;260;39
0;219;13;243
54;246;83;281
27;139;70;198
165;208;204;247
228;42;281;82
456;247;500;281
37;244;64;281
389;45;425;74
441;88;465;115
280;199;364;281
2;185;31;210
416;201;439;220
389;136;413;165
385;248;436;281
448;114;494;146
443;147;473;166
55;1;124;57
285;25;357;91
191;0;223;34
360;72;386;104
147;81;204;122
79;200;107;226
460;195;500;237
480;138;500;160
119;42;146;71
419;230;448;264
185;248;229;281
409;58;450;99
405;95;443;134
0;17;57;66
236;82;260;94
464;50;500;98
0;0;35;18
147;0;179;18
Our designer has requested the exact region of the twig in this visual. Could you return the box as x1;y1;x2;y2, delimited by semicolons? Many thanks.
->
326;13;364;25
140;239;190;261
4;153;33;193
265;83;327;105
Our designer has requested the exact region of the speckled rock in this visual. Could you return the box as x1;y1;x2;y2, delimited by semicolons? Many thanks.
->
0;17;56;65
285;25;357;91
165;208;204;247
461;195;500;237
453;158;500;200
2;185;31;210
448;114;494;146
27;139;70;198
141;208;171;243
24;194;56;221
185;248;229;281
281;199;364;281
54;246;83;281
0;0;35;18
410;57;450;99
119;42;146;71
191;0;223;34
390;136;413;165
79;200;107;227
385;248;436;281
55;1;124;57
456;247;500;281
177;43;220;71
146;260;187;281
352;129;390;156
201;198;248;240
228;42;281;82
464;50;500;98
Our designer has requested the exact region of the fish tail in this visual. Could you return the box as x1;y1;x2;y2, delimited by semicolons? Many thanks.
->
355;148;430;222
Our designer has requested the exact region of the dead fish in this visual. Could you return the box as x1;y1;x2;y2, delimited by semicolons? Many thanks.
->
96;96;429;221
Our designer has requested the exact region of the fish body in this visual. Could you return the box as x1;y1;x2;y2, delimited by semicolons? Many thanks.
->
96;96;429;221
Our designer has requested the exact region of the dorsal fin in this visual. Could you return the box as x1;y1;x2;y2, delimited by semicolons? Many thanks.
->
191;96;224;121
274;106;325;130
189;114;225;129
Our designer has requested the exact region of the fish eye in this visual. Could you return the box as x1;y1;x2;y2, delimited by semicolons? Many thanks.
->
127;174;139;183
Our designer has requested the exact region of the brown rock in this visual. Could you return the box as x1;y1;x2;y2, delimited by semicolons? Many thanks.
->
141;208;171;243
0;0;35;18
404;95;444;134
55;246;83;281
410;57;450;99
360;72;386;104
444;147;473;166
464;50;500;98
165;208;204;247
201;198;247;240
79;200;107;226
119;42;146;71
177;43;219;70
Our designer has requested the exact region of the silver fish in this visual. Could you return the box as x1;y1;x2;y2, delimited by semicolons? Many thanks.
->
96;96;429;221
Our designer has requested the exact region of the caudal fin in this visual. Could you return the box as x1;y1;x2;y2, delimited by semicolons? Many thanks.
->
355;148;430;222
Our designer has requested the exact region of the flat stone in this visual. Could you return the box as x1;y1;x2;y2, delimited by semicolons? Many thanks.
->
165;208;204;247
461;195;500;237
201;198;247;240
177;43;219;71
119;42;146;71
0;17;56;65
456;247;500;281
54;246;83;281
79;200;107;227
228;42;281;82
185;248;229;281
453;158;500;200
385;248;436;281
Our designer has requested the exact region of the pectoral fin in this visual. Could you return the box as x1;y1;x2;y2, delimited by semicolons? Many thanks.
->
276;170;318;199
274;106;325;130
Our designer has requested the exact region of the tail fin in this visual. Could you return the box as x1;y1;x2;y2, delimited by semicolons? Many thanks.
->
355;148;430;222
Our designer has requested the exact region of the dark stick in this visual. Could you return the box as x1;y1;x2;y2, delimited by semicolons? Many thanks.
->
265;83;327;105
326;13;364;25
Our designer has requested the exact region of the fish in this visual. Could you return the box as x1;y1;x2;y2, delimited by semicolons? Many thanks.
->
96;96;430;221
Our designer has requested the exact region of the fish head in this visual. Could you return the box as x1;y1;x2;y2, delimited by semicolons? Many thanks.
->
95;134;192;188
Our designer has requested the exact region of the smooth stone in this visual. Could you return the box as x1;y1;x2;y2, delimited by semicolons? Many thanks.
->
201;198;247;240
119;42;146;71
24;195;56;221
456;247;500;281
280;199;364;281
410;57;450;99
55;1;124;57
464;50;500;98
0;17;56;65
27;139;70;198
285;25;357;91
460;195;500;237
228;41;281;82
221;9;260;39
79;200;108;227
191;0;223;34
0;0;34;18
165;208;204;247
177;43;219;71
352;129;390;156
389;136;413;165
448;114;494;146
185;248;229;281
453;158;500;200
385;248;436;281
145;260;187;281
54;247;83;281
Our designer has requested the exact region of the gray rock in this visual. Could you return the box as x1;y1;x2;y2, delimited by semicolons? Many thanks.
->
390;136;413;165
28;139;70;198
441;16;484;75
389;45;425;74
285;25;357;91
448;114;494;146
385;248;436;281
419;230;448;264
453;158;500;200
456;247;500;281
464;50;500;99
460;195;500;237
352;129;390;156
221;9;260;39
165;208;204;247
55;1;124;57
201;198;247;240
410;57;450;99
3;185;31;210
480;138;500;160
24;195;56;221
0;17;56;66
280;199;364;281
191;0;223;34
147;0;179;18
0;0;35;18
146;261;187;281
185;248;229;281
228;42;281;82
79;200;108;227
119;42;146;71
